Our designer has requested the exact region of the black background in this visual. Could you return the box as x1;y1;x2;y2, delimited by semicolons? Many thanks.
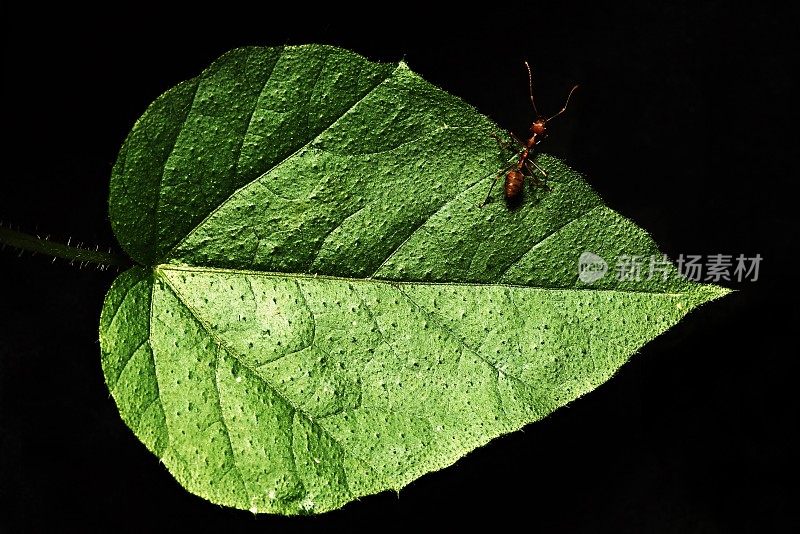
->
2;2;797;532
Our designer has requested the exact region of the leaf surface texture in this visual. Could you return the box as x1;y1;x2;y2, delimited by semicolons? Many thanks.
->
101;45;728;514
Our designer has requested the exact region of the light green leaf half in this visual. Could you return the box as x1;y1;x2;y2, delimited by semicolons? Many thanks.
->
101;44;729;514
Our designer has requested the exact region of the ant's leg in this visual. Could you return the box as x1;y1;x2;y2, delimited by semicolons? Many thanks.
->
525;161;551;191
490;132;511;150
508;132;526;148
480;173;503;208
490;131;525;150
528;157;548;178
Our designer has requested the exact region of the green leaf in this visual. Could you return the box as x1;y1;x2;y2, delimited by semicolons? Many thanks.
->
101;44;729;515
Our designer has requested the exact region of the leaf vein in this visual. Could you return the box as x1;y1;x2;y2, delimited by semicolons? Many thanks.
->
105;276;147;334
158;271;381;483
147;280;169;453
393;285;537;394
158;264;695;296
214;345;254;505
151;80;202;253
232;48;285;180
370;175;490;278
309;204;368;269
110;339;147;391
164;63;403;261
498;205;604;281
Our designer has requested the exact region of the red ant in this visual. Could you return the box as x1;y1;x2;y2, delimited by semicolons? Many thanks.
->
480;62;579;207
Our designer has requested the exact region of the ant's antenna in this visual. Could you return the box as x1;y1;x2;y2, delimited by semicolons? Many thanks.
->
546;84;580;123
524;61;540;117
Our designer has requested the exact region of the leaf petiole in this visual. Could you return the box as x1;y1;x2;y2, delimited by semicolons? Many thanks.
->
0;226;129;267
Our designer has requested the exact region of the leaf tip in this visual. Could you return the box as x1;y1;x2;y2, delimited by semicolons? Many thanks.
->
691;283;734;307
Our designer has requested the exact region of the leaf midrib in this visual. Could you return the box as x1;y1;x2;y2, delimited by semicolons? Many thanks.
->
156;264;696;296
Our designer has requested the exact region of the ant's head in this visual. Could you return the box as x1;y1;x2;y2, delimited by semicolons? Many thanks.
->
530;119;547;137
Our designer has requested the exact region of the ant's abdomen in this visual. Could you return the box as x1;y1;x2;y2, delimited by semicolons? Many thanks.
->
504;170;524;200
